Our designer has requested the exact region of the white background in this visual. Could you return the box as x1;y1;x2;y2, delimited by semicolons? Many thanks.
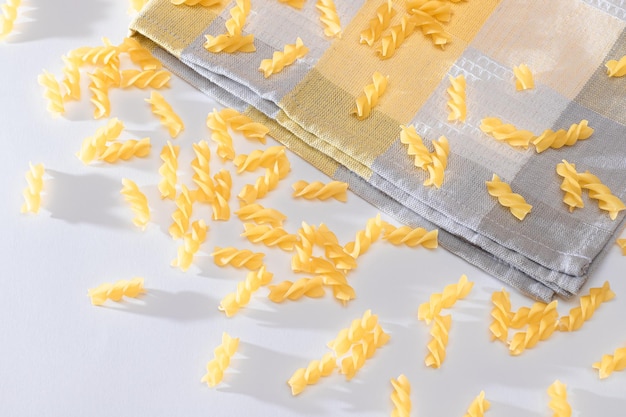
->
1;1;625;416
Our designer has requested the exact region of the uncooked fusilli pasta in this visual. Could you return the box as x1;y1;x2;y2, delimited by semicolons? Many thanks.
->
292;180;348;202
212;169;232;221
88;69;111;119
400;124;432;169
462;391;490;417
327;309;379;357
171;220;208;271
235;203;287;227
219;265;273;317
118;37;162;70
508;304;558;355
617;238;626;255
77;118;125;164
99;137;151;163
219;108;270;143
316;0;341;38
423;136;449;188
606;55;626;77
21;162;45;214
486;174;532;221
191;140;215;203
360;0;394;46
121;178;151;230
0;0;21;40
489;289;511;343
382;223;438;248
352;71;388;120
207;108;236;160
513;63;534;90
577;170;625;220
377;15;416;59
532;120;593;153
425;314;451;368
87;277;145;306
158;141;179;200
407;0;451;23
556;160;583;212
390;374;411;417
233;146;287;174
343;214;384;259
447;74;466;122
267;277;325;302
120;69;171;89
212;246;265;270
479;117;534;149
410;9;451;47
558;281;615;332
288;352;336;396
339;324;389;380
417;274;474;324
241;223;298;251
201;332;239;387
259;37;309;78
238;161;285;205
169;185;195;239
61;55;81;101
278;0;305;9
146;91;184;138
593;345;626;379
547;380;571;417
38;70;65;116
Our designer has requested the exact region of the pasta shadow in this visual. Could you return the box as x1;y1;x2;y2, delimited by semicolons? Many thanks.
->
46;169;127;229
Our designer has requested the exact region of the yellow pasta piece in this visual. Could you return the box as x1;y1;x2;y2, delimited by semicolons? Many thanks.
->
259;38;309;78
400;124;433;169
212;169;232;221
533;120;594;153
328;309;379;357
224;0;250;36
292;180;348;202
168;185;194;239
480;117;535;149
593;346;626;379
605;55;626;77
390;374;411;417
201;332;239;387
513;63;534;91
410;9;451;48
171;0;223;6
417;274;474;324
38;70;65;116
377;15;416;59
547;380;572;417
267;277;325;303
69;44;119;66
241;223;298;251
340;324;390;380
88;69;111;119
61;55;81;101
510;300;557;329
219;108;270;143
382;224;438;248
577;170;625;220
316;0;341;38
238;161;285;205
204;33;256;53
118;37;162;70
87;277;145;306
121;179;151;230
99;137;151;163
235;203;286;227
352;71;388;120
233;146;287;174
100;52;121;88
278;0;305;9
556;160;584;212
343;213;384;259
212;246;265;270
489;289;511;343
486;174;532;221
407;0;451;23
191;140;215;203
76;118;125;164
219;265;273;316
146;91;184;138
120;69;171;89
207;108;235;160
462;391;490;417
171;220;208;272
423;136;449;189
617;238;626;255
558;281;615;332
508;304;558;356
447;74;466;122
0;0;21;40
360;0;394;46
425;314;451;368
21;162;45;214
288;352;336;396
158;141;180;200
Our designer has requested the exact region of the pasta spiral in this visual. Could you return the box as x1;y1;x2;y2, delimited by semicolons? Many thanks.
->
158;141;180;200
343;213;384;259
171;220;208;271
377;15;416;60
547;380;572;417
288;352;336;396
339;324;390;380
593;346;626;379
38;70;65;116
425;314;451;368
489;289;511;343
224;0;250;36
328;309;379;357
486;174;532;221
101;53;121;87
382;224;438;248
88;69;111;119
238;161;284;205
259;37;309;78
417;274;474;324
577;170;625;220
559;281;615;332
360;0;394;46
21;162;45;214
390;374;411;417
233;146;287;174
219;108;270;143
99;137;151;163
120;69;171;89
201;332;239;387
168;185;194;239
508;306;558;355
278;0;305;9
446;74;466;122
532;120;594;153
479;117;535;149
510;300;557;329
292;180;348;202
400;124;433;169
463;391;490;417
212;169;232;221
410;9;451;48
316;0;341;38
121;179;151;230
207;108;235;160
87;277;145;306
605;55;626;77
407;0;451;23
241;223;298;251
235;203;286;227
146;91;184;138
204;33;256;53
267;277;325;303
212;246;265;270
61;55;82;101
0;0;20;40
513;63;534;91
617;238;626;255
352;71;388;120
76;118;125;164
219;265;273;317
118;37;162;70
69;44;119;66
423;136;449;188
190;140;215;203
556;160;583;212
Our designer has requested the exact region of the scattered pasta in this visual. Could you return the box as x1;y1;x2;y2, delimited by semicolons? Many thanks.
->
118;37;163;70
21;162;45;214
212;246;265;270
238;161;286;205
352;71;388;120
316;0;341;38
0;0;20;40
219;265;273;316
508;303;558;355
400;124;432;169
172;220;209;271
617;238;626;255
479;117;535;149
77;118;125;164
99;137;151;163
409;8;451;47
259;37;309;78
212;169;232;221
88;277;145;306
577;169;625;220
120;69;171;89
61;55;81;101
489;289;511;343
462;391;490;417
88;69;111;119
556;160;583;212
288;352;336;396
327;309;379;357
158;141;180;200
559;281;615;332
486;174;532;221
339;324;390;380
343;214;384;259
377;15;416;59
390;374;411;417
268;277;325;302
360;0;394;46
207;108;236;160
425;314;451;368
382;223;438;248
513;64;534;90
38;70;65;116
547;380;571;417
191;140;215;203
447;74;466;122
224;0;251;36
233;146;287;174
407;0;451;23
235;203;286;227
201;332;239;387
204;0;255;53
292;180;348;202
219;108;270;143
121;178;151;230
593;345;626;379
606;55;626;77
417;274;474;324
423;136;449;188
169;185;194;239
509;300;557;329
533;120;593;153
146;91;184;138
241;223;298;251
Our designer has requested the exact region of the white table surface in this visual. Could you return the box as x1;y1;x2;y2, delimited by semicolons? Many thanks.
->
1;1;625;416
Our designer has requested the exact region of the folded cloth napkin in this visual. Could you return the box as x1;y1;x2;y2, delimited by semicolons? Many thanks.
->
130;0;626;301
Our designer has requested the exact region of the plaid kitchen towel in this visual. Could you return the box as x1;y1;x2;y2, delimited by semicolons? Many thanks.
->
130;0;626;301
